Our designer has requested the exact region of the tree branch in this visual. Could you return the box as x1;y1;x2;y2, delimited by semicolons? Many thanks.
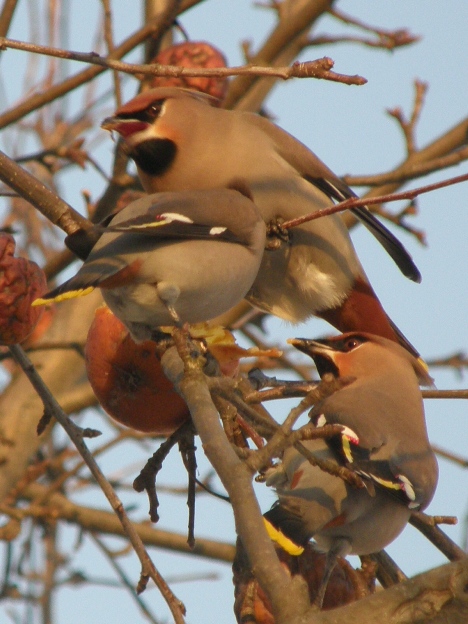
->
0;149;91;235
162;344;311;624
9;344;186;624
0;37;366;85
292;558;468;624
281;171;468;230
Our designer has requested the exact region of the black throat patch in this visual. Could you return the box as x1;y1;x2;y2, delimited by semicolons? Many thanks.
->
129;138;177;176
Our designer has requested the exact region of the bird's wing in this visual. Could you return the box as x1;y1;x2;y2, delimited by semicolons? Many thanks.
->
33;212;247;307
32;255;133;306
245;114;421;283
351;458;420;508
103;211;246;245
312;412;420;508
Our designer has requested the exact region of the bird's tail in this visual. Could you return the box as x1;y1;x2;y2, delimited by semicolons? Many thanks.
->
263;503;306;556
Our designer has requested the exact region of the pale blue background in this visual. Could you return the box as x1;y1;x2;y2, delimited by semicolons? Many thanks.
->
0;2;467;622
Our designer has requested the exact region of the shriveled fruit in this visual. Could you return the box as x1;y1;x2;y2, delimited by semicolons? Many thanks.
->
0;234;47;344
85;305;190;435
233;540;375;621
151;41;228;101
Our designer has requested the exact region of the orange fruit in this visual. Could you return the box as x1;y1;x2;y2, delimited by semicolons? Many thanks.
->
85;305;190;435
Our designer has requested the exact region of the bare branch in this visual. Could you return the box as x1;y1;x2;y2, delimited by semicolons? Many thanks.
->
387;80;428;155
162;342;311;623
225;0;335;109
281;171;468;230
410;512;465;562
13;482;236;562
0;38;366;85
344;146;468;187
432;445;468;468
0;0;182;130
0;149;91;235
329;7;420;50
342;115;468;229
0;0;19;38
9;344;186;624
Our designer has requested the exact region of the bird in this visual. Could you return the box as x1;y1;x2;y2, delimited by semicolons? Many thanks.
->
263;332;438;605
32;185;266;342
101;87;421;356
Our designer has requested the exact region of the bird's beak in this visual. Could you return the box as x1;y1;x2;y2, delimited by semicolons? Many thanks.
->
101;116;149;138
288;338;338;377
101;116;124;131
288;337;335;357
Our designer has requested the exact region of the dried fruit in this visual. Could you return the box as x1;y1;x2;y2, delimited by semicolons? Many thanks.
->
0;234;47;345
233;540;375;621
151;41;229;101
85;305;190;435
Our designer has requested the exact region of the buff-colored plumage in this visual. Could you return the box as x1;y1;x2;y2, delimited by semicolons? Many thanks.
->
34;187;266;342
102;88;421;356
264;332;437;604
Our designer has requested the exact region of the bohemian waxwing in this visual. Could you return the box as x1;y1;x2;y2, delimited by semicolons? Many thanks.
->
33;186;266;342
264;332;438;604
101;87;421;355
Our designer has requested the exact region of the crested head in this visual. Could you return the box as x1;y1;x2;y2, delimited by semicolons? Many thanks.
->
111;87;219;118
101;88;217;138
289;332;433;387
101;88;219;186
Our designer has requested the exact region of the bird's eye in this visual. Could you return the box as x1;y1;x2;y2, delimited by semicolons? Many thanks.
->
147;101;164;119
344;337;361;351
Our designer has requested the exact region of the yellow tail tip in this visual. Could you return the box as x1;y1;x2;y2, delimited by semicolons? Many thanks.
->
32;286;95;307
263;518;304;556
417;356;430;373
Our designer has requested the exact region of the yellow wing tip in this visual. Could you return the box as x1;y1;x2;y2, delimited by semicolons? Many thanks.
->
32;286;95;306
263;518;304;556
31;297;50;307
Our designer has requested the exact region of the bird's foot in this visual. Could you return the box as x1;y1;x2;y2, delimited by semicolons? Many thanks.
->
266;217;290;249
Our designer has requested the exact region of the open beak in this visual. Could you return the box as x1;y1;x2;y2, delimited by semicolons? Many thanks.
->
288;338;338;377
101;117;150;138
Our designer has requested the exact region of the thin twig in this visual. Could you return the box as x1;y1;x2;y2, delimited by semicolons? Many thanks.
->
344;147;468;187
0;149;92;235
91;533;160;624
281;171;468;230
329;7;419;50
410;511;465;562
9;344;186;624
432;445;468;468
0;38;367;85
387;80;428;155
133;420;194;523
0;1;182;130
422;389;468;399
0;0;19;38
100;0;122;107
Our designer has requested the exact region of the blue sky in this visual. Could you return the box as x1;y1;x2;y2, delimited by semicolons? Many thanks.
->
1;2;467;623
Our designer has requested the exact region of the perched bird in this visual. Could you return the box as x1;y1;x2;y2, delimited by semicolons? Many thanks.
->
33;186;266;342
264;332;438;605
102;87;421;355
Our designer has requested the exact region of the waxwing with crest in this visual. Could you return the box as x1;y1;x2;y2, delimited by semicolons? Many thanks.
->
33;186;266;342
102;87;422;357
264;332;437;606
